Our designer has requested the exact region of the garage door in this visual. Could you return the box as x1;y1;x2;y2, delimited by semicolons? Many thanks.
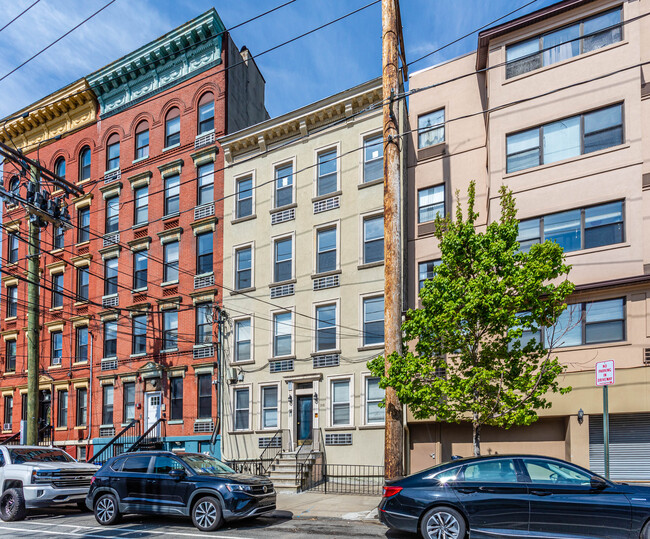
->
589;413;650;481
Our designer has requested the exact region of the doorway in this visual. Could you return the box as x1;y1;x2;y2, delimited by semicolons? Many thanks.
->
296;395;313;444
39;390;51;428
145;392;162;436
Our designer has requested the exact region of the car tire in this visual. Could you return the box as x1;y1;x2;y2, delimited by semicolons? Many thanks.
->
642;521;650;539
192;496;223;532
0;488;26;522
94;493;121;526
420;506;467;539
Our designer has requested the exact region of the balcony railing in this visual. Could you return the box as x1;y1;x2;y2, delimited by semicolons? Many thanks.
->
104;169;121;184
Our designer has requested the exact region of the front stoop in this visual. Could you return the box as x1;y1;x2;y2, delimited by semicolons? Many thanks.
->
268;450;321;493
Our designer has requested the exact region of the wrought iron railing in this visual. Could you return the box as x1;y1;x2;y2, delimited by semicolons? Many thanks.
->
1;431;20;445
299;463;384;495
260;429;287;474
91;420;140;466
128;418;165;453
227;459;266;475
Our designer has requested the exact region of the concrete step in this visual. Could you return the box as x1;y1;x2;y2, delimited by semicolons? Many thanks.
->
269;471;303;480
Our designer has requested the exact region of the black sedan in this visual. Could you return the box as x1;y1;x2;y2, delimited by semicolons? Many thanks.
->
86;451;275;532
379;454;650;539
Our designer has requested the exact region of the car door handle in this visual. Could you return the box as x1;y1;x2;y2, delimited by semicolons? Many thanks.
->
530;489;552;496
478;486;497;493
456;487;476;494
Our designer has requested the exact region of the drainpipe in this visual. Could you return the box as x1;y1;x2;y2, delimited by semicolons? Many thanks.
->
85;331;93;460
216;308;222;458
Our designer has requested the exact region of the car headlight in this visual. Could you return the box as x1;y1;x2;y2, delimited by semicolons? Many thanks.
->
226;483;254;493
31;470;54;484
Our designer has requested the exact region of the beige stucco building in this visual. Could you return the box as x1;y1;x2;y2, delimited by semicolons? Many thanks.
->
219;79;405;472
408;0;650;480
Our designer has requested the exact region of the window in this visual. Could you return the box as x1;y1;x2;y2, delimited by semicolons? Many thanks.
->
104;258;118;296
316;227;336;274
234;319;251;362
273;312;292;357
123;382;135;422
506;8;622;79
153;455;183;474
234;387;249;430
363;215;384;264
197;163;214;206
261;386;278;429
132;314;147;355
463;459;518;483
7;234;18;263
164;174;180;216
197;374;212;419
53;225;64;250
518;201;624;253
317;149;337;196
79;146;91;181
57;390;68;428
54;157;66;180
76;327;88;363
163;241;179;282
21;394;26;422
363;296;384;346
418;109;445;148
506;103;623;173
122;455;151;474
235;176;253;218
76;267;89;301
163;310;178;351
235;247;252;290
419;260;441;290
196;232;213;275
134;121;149;160
106;134;120;171
316;304;336;352
363;135;383;183
134;186;148;225
523;458;591;486
196;303;212;345
104;321;117;358
133;251;148;290
198;93;214;134
51;331;62;366
5;341;16;372
165;108;181;147
6;285;17;318
105;195;119;233
76;388;87;426
51;273;64;308
102;385;114;425
4;396;12;428
366;377;384;424
170;377;183;421
331;379;350;426
274;237;292;282
418;185;445;223
274;163;293;207
77;207;90;243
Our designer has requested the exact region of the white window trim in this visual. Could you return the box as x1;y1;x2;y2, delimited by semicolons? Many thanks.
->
313;219;340;275
359;129;383;185
359;292;385;349
313;298;340;354
231;315;254;365
232;384;252;433
259;382;281;431
417;107;446;149
360;209;384;266
270;232;295;284
270;307;295;359
361;372;385;426
232;241;255;291
271;156;297;210
418;183;446;224
327;374;354;428
233;169;256;220
313;142;341;198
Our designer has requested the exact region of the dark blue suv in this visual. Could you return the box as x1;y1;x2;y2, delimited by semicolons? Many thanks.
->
86;451;275;532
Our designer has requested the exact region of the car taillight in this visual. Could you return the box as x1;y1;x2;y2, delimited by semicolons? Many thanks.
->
382;486;402;498
90;476;96;485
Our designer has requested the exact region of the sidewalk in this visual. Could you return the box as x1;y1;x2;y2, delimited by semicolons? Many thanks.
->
274;491;382;521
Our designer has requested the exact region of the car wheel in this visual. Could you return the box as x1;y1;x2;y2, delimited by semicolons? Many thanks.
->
642;521;650;539
420;506;467;539
0;488;26;522
94;494;120;526
192;496;223;532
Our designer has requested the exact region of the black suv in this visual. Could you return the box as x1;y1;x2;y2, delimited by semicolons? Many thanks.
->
86;451;275;532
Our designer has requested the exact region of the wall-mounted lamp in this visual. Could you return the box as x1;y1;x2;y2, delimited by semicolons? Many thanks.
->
287;395;293;406
577;408;584;425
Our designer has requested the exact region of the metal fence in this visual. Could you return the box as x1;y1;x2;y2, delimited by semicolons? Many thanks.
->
299;463;385;495
227;459;273;476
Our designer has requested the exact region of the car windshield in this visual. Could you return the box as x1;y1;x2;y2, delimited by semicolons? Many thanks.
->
178;454;235;476
9;448;75;464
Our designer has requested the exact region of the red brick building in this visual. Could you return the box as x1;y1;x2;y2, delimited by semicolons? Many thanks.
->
0;9;267;460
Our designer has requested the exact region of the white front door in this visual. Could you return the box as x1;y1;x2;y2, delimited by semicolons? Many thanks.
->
145;392;162;436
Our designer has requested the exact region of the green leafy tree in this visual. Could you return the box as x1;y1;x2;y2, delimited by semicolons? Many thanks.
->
369;182;575;456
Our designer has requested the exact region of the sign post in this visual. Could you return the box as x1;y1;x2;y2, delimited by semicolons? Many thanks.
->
596;360;615;479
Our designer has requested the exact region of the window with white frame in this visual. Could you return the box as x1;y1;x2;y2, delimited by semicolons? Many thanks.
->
197;163;214;206
234;387;250;431
419;260;442;290
316;304;337;352
163;241;179;282
163;310;178;350
317;149;337;196
316;227;336;274
363;215;384;264
273;312;292;357
234;319;251;362
365;377;384;424
235;246;252;290
261;386;278;429
363;135;383;183
418;108;445;148
363;296;384;346
236;176;253;218
134;186;148;225
51;331;62;366
274;163;293;207
418;185;445;223
331;379;350;426
273;237;292;282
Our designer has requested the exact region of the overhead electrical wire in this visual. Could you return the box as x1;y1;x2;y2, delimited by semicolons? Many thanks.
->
0;0;43;33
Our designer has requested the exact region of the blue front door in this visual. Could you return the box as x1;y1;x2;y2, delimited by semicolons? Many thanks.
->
296;395;313;443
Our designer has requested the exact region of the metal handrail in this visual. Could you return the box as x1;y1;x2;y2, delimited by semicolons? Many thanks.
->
2;432;20;445
127;417;165;453
260;428;285;473
91;419;139;464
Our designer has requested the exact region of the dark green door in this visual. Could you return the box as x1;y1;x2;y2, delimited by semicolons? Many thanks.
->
296;395;313;443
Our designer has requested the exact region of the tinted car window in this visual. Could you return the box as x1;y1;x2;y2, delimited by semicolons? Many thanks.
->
429;466;460;483
523;459;591;485
153;456;184;474
463;459;518;483
110;457;125;472
9;448;74;464
122;456;151;473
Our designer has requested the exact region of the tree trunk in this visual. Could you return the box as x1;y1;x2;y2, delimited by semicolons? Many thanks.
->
472;421;481;456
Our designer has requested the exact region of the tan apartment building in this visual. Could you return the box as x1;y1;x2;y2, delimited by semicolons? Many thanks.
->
407;0;650;480
218;79;405;471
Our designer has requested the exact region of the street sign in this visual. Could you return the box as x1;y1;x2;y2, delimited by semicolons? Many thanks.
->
596;360;615;386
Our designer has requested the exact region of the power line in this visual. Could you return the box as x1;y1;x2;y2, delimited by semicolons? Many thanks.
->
0;0;42;33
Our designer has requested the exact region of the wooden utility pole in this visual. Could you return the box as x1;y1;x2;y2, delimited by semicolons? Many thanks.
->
382;0;403;480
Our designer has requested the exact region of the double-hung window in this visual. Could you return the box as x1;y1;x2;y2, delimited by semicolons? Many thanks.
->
236;176;253;218
123;382;135;422
170;377;183;421
274;164;293;208
363;135;383;183
6;285;17;318
51;331;63;366
261;386;278;429
164;174;180;215
104;258;118;296
3;396;12;428
273;312;292;357
363;215;384;264
5;341;16;372
234;387;249;430
315;304;336;352
76;327;88;363
104;321;117;358
134;122;149;160
234;319;251;362
7;234;18;263
274;237;292;282
198;93;214;134
163;310;178;351
133;251;148;290
132;314;147;355
418;260;442;290
77;267;89;301
195;303;212;345
165;108;181;147
197;374;212;419
363;296;384;346
163;241;179;282
52;273;64;308
55;158;66;179
76;388;87;426
79;146;91;181
57;390;68;428
418;108;445;148
134;186;148;225
102;385;114;425
77;207;90;243
106;137;120;171
316;227;336;273
53;226;65;250
418;185;445;223
317;149;337;196
196;232;213;275
331;379;350;426
105;196;119;233
197;163;214;206
365;377;384;424
235;246;252;290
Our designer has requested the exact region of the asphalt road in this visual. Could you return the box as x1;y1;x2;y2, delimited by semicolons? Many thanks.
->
0;506;414;538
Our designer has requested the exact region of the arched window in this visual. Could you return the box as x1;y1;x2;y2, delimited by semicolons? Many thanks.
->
54;157;66;179
106;133;120;171
79;146;91;181
165;108;180;148
197;93;214;135
134;121;149;160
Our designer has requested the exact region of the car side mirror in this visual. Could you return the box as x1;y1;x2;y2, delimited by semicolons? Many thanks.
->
590;476;607;490
169;469;185;480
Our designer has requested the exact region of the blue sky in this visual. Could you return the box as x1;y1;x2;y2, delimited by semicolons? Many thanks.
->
0;0;558;120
